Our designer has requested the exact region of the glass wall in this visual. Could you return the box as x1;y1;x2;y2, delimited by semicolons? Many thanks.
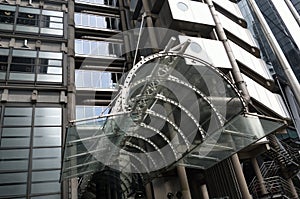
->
0;106;62;198
75;0;118;7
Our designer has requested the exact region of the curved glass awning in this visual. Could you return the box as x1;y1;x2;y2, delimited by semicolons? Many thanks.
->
62;52;286;182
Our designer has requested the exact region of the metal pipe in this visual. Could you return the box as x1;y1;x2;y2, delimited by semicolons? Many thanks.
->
247;0;300;107
287;178;299;199
141;0;159;49
145;182;154;199
231;154;252;199
251;157;268;195
283;0;300;27
205;0;251;106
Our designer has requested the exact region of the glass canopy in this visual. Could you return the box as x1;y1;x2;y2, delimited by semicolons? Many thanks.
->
62;52;286;182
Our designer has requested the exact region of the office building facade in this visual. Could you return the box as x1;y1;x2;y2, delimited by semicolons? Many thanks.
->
0;0;299;199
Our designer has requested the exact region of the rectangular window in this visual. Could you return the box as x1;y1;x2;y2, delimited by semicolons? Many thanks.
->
74;13;120;30
0;184;27;196
3;107;32;126
32;170;60;182
0;5;16;31
34;108;61;126
33;127;61;147
31;182;60;194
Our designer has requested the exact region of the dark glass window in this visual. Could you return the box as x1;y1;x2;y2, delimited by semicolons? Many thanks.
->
0;10;15;24
17;13;39;26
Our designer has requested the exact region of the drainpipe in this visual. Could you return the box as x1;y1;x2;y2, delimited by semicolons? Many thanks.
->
118;0;133;69
141;0;159;49
177;165;192;199
67;0;78;198
283;0;300;27
205;1;252;198
205;0;251;106
247;0;300;107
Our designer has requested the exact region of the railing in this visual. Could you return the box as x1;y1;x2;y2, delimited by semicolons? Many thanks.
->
249;176;300;199
260;161;279;178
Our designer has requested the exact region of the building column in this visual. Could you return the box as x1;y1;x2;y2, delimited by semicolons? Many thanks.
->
200;184;209;199
231;154;252;199
145;182;154;199
177;165;192;199
251;157;268;195
287;178;299;199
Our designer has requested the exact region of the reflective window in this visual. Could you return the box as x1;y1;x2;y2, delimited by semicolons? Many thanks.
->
75;70;118;89
76;105;110;119
0;185;26;196
0;6;64;36
33;127;61;147
31;182;60;194
0;172;27;183
75;13;120;30
75;0;118;7
0;5;16;30
2;49;63;83
34;108;62;126
32;148;61;169
75;39;123;57
3;107;32;126
32;170;60;182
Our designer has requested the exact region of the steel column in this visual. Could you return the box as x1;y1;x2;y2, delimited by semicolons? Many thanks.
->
251;157;268;195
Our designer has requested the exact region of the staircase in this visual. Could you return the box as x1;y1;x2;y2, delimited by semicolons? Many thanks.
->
248;135;300;198
266;135;300;178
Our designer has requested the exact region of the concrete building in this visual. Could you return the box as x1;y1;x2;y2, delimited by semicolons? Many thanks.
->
0;0;299;199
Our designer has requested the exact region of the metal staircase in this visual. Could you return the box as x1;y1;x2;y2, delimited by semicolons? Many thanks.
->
248;135;300;198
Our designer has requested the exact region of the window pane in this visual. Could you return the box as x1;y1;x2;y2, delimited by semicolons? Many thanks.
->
0;184;26;196
37;74;62;83
1;137;30;147
31;182;60;194
33;127;61;147
32;170;60;182
12;50;37;58
34;108;61;126
39;52;62;60
32;148;61;169
0;172;27;183
2;127;31;137
0;149;29;159
0;160;28;171
31;194;61;199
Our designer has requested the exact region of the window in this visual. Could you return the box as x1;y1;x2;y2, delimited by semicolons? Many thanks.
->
0;6;64;36
75;13;120;30
75;39;123;57
75;0;118;7
0;106;63;198
0;48;63;84
75;70;119;89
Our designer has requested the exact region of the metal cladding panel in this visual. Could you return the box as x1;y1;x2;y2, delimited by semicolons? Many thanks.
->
179;35;232;69
243;74;290;118
213;0;244;19
168;0;215;26
217;11;257;48
229;41;273;80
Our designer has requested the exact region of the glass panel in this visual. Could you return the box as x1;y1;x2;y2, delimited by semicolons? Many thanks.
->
3;107;32;126
37;74;62;83
0;149;29;159
33;127;61;147
19;7;40;14
39;52;62;60
31;182;60;194
0;5;16;11
32;170;60;182
0;184;26;196
42;10;63;17
9;73;35;81
40;28;63;36
1;138;30;147
15;25;39;33
12;50;37;58
32;148;61;169
0;172;27;183
2;127;31;136
31;194;61;199
34;108;61;126
0;160;28;171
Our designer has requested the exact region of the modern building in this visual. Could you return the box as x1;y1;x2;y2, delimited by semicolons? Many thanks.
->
0;0;299;199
